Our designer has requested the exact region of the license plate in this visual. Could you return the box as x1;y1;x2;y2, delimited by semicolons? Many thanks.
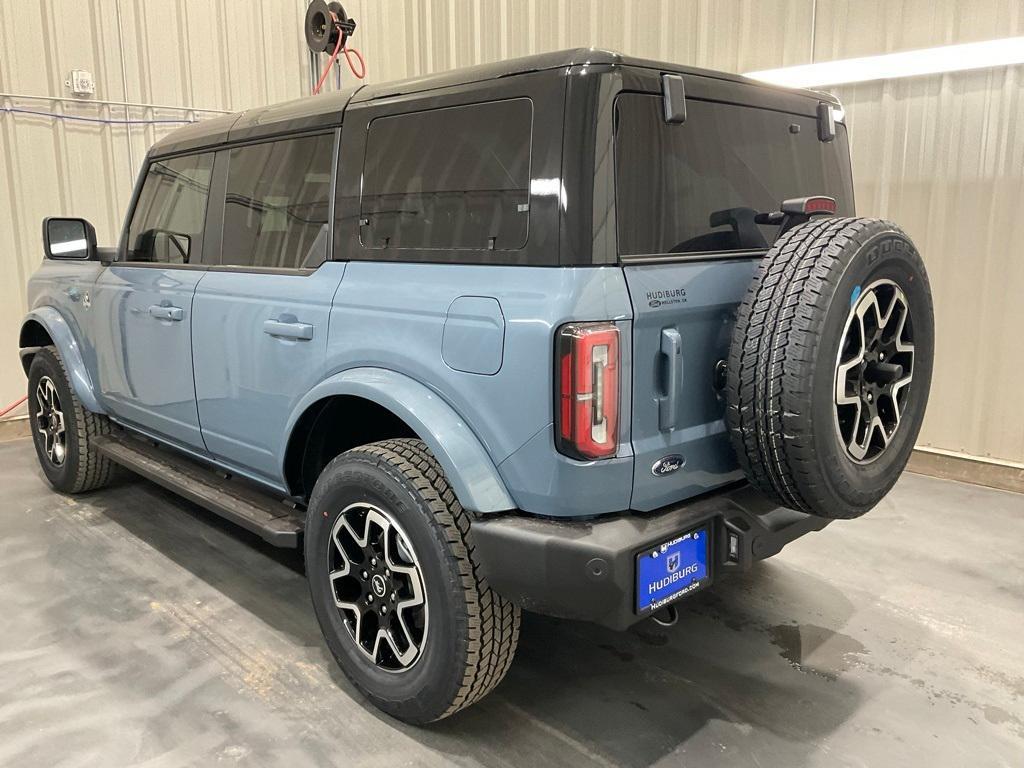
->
635;526;710;614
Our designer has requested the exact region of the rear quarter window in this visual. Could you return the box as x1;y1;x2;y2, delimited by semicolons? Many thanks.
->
614;93;854;257
359;98;533;252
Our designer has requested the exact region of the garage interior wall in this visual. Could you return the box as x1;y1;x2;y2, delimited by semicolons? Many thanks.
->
2;0;1022;468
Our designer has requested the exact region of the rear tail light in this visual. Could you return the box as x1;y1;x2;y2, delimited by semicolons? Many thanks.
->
555;322;620;460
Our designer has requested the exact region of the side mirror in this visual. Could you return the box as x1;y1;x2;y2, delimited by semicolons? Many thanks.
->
43;217;97;260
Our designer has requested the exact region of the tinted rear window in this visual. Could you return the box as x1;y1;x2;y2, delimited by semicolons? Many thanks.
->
615;94;854;256
359;99;532;251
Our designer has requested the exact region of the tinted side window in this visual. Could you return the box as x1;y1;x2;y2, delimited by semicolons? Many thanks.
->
126;152;214;263
221;133;334;270
360;99;532;251
615;94;854;256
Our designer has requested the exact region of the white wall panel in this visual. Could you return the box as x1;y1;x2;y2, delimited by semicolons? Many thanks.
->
834;64;1024;463
1;0;1021;465
0;0;307;415
814;0;1023;60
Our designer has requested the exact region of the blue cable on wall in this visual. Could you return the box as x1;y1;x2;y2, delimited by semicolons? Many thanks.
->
0;106;197;125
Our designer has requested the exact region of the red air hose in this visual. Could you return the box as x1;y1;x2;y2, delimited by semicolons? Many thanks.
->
313;20;365;94
343;45;366;79
0;395;27;419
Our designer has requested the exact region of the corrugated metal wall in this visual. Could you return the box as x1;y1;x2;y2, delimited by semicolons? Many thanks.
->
2;0;1022;465
816;2;1024;465
0;0;312;420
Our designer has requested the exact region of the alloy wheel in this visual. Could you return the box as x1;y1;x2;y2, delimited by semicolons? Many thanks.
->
328;502;427;671
34;376;67;466
834;279;915;463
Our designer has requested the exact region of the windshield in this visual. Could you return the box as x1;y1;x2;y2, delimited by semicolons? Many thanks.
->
614;93;855;257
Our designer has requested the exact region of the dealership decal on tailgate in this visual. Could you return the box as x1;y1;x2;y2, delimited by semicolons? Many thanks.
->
636;527;710;614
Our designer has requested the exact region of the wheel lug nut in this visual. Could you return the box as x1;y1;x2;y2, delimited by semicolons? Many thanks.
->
371;558;377;566
368;594;374;603
381;605;387;614
391;593;396;602
361;570;368;579
385;569;390;578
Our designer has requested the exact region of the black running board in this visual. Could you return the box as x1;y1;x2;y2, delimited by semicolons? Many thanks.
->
93;432;305;547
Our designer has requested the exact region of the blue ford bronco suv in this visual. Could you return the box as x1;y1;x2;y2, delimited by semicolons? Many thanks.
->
21;49;933;723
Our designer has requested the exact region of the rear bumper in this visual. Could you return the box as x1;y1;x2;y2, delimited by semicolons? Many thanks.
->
470;485;830;631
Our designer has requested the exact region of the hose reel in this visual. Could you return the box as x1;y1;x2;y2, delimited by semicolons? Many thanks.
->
304;1;364;92
305;1;357;54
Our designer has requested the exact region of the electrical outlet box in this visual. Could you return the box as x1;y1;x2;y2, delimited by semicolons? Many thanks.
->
66;70;95;96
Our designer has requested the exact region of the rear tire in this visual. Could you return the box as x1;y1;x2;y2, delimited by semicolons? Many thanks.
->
27;346;115;494
305;438;520;723
726;217;934;519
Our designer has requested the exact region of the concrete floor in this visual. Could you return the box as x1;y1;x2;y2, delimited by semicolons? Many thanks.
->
0;437;1021;768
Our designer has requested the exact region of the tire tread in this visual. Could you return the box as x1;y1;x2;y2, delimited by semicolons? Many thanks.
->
33;346;114;493
726;217;924;519
334;438;520;720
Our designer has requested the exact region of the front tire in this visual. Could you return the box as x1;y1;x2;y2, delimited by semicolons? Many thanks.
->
27;346;115;494
305;439;520;724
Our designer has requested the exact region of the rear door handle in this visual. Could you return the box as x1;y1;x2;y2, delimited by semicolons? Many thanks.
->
148;304;184;321
263;318;314;341
658;327;683;431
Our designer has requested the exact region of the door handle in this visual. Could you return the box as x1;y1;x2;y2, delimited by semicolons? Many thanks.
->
148;304;184;321
658;327;683;431
263;318;314;341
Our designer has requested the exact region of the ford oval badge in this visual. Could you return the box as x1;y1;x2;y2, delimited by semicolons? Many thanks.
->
652;454;685;476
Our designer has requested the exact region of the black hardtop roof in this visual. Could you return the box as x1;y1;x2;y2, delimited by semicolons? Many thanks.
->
150;47;835;157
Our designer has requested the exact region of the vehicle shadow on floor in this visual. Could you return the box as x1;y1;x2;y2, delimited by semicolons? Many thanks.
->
421;576;868;767
87;473;870;767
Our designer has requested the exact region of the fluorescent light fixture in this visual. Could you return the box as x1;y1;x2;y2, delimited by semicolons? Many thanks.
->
745;36;1024;88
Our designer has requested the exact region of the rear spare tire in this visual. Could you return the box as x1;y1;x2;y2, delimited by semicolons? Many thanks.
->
726;217;934;519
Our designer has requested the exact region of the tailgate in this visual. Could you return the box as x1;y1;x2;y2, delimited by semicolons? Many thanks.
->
612;88;854;511
624;259;757;511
